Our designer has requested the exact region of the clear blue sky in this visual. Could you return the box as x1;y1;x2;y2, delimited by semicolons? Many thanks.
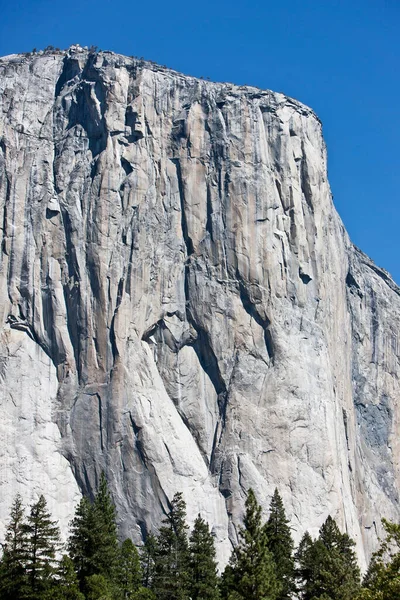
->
1;0;399;281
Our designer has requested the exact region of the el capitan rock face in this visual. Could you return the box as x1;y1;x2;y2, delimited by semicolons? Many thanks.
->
0;47;399;567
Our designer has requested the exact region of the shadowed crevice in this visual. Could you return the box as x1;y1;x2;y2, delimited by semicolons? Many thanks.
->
55;55;82;97
238;280;275;363
171;158;194;256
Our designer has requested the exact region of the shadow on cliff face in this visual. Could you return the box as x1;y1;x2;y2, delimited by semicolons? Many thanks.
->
141;311;226;466
355;394;398;503
66;80;108;156
55;55;82;96
2;48;400;567
56;54;108;157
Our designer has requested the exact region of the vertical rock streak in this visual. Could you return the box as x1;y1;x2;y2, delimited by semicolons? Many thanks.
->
0;49;399;567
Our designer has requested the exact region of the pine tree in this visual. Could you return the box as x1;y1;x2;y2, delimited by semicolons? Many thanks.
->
51;555;85;600
85;573;114;599
319;515;360;599
295;531;314;599
140;533;157;589
295;533;328;600
359;518;400;599
91;472;120;584
318;515;343;549
119;538;142;598
133;588;157;600
0;494;28;599
189;514;220;600
68;496;95;587
224;488;279;600
295;517;360;600
152;492;190;600
68;473;120;596
23;494;61;599
219;563;237;600
264;489;295;600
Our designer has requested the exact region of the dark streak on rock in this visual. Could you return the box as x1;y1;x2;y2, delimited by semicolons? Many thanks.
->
238;279;274;363
171;158;194;256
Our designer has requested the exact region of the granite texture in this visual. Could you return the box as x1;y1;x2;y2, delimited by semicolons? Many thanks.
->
0;47;399;567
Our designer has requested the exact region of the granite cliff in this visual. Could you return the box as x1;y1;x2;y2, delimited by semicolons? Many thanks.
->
0;46;399;568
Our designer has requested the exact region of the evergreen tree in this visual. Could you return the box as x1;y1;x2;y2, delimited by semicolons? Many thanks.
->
359;518;400;599
320;516;360;599
295;533;328;600
140;534;157;589
189;514;220;600
264;489;295;600
85;573;114;599
295;516;360;600
68;473;120;597
152;492;190;600
223;488;279;600
51;555;84;600
133;588;157;600
0;494;28;599
295;531;316;600
91;472;120;584
119;538;142;598
68;496;95;587
219;563;236;600
23;495;61;599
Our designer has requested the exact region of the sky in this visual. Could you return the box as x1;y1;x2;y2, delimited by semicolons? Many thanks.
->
0;0;399;281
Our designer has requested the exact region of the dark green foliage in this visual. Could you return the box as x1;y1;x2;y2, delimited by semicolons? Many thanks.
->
295;533;328;600
223;489;279;600
225;592;244;600
68;496;95;586
85;573;114;599
189;514;220;600
359;518;400;599
219;563;237;600
23;494;61;599
132;588;157;599
51;555;84;600
68;472;120;596
0;494;28;599
0;486;369;600
264;489;295;600
119;538;142;598
140;534;157;589
319;516;360;599
152;492;190;600
91;473;120;583
294;531;315;599
295;516;360;600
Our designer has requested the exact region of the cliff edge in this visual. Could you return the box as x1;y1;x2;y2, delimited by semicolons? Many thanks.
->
0;47;399;568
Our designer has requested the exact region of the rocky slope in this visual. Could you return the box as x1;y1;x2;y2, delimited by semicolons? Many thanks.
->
0;46;399;568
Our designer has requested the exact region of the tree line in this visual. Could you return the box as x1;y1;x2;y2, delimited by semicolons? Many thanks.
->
0;475;398;599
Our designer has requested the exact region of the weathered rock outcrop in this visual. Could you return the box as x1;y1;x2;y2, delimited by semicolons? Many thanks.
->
0;47;399;568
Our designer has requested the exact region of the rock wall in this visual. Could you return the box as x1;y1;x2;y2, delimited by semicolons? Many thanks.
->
0;47;399;567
